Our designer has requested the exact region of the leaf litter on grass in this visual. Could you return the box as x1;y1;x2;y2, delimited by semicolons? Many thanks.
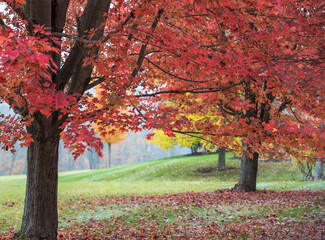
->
1;189;324;239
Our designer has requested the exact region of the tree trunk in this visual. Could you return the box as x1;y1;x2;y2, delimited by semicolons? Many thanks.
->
9;153;16;176
217;147;226;170
87;150;94;169
68;153;74;171
15;117;60;240
108;143;112;168
235;144;259;191
94;153;100;169
315;160;324;181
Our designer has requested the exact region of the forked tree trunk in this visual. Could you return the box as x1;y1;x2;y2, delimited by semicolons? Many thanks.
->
15;118;60;240
235;144;259;191
217;147;226;170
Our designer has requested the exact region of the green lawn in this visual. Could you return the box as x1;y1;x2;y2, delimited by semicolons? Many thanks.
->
0;154;324;238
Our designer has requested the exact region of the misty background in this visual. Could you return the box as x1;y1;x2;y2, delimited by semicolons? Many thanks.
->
0;104;191;176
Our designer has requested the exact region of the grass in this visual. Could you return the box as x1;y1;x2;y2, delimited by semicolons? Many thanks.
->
0;153;324;237
0;153;313;184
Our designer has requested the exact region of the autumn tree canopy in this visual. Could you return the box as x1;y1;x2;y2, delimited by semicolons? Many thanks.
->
1;1;323;159
135;0;324;190
141;0;324;161
0;0;324;239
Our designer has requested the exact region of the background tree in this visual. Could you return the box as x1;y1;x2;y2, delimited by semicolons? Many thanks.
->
85;149;100;169
92;85;127;168
139;1;324;191
93;124;126;168
314;160;324;181
8;151;16;176
217;147;226;171
147;129;205;153
148;129;229;171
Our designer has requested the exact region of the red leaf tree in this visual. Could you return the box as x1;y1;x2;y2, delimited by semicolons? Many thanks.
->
0;0;324;239
136;1;324;191
0;0;165;238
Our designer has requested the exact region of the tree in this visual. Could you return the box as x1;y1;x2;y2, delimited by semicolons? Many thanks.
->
86;149;100;169
147;129;205;153
0;1;323;238
140;1;324;191
0;1;165;238
217;147;226;171
8;152;16;176
293;156;324;181
92;85;127;168
314;160;324;181
148;129;228;170
93;124;126;168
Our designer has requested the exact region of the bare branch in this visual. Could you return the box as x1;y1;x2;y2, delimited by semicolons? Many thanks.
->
56;0;112;92
135;83;241;97
101;11;135;43
278;97;291;113
185;13;210;18
0;18;6;28
51;32;96;44
144;57;215;83
171;129;245;138
171;130;208;141
85;76;106;91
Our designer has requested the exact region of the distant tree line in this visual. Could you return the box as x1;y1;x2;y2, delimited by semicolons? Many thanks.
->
0;131;190;176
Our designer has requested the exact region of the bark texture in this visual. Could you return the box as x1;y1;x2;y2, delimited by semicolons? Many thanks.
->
15;117;60;240
14;1;111;239
10;0;160;238
235;144;259;191
233;80;271;191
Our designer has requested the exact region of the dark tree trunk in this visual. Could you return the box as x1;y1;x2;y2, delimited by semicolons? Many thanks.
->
15;117;60;240
9;0;154;238
217;147;226;171
108;143;112;168
233;81;263;192
235;144;259;191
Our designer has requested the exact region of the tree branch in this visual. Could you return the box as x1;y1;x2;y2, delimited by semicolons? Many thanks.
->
135;83;241;97
101;10;135;43
130;9;164;80
3;0;35;32
144;57;215;83
56;0;112;92
85;76;106;91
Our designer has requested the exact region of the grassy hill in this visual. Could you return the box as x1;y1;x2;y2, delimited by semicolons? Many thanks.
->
57;153;311;183
0;154;324;194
